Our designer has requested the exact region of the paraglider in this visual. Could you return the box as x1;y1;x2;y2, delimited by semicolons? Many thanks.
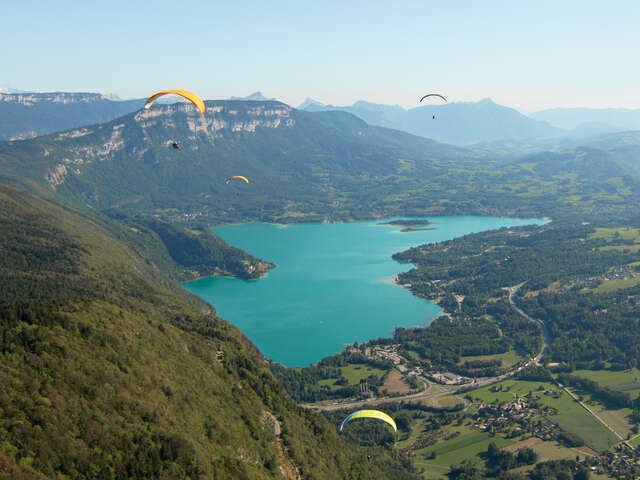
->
420;94;446;119
339;410;397;433
419;93;447;103
226;175;250;185
145;89;206;115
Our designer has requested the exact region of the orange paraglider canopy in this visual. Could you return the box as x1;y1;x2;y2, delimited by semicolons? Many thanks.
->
145;89;205;114
226;175;250;184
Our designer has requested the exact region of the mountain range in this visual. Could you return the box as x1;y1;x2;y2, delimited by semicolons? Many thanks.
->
298;98;563;145
0;92;145;141
4;89;640;147
0;99;479;224
531;107;640;132
2;98;639;227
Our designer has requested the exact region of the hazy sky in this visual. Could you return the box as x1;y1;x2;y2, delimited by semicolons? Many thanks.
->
3;1;639;111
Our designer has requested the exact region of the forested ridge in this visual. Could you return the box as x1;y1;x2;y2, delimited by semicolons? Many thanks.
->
393;218;640;368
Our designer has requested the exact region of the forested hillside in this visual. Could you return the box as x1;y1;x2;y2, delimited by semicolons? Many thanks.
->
0;183;417;479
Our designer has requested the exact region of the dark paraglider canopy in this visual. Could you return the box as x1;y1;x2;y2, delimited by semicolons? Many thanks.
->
420;93;447;103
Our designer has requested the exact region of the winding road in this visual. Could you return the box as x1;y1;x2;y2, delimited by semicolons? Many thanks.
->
505;282;551;364
301;283;549;412
301;283;633;455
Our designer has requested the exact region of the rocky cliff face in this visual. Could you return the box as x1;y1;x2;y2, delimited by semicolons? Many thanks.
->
0;92;110;105
0;92;145;140
44;101;296;187
134;101;294;138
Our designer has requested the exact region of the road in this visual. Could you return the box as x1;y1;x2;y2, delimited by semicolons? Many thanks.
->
301;376;459;412
505;282;550;364
506;286;629;444
300;284;635;454
301;283;548;412
561;385;623;440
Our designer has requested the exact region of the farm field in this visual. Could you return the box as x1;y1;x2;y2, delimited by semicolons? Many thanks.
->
318;364;387;390
594;277;640;293
572;368;640;400
381;369;412;394
530;440;593;462
590;406;633;438
600;244;640;253
469;380;559;405
550;412;619;452
458;349;523;368
340;364;388;384
317;363;388;389
415;430;515;478
588;226;640;242
534;440;588;461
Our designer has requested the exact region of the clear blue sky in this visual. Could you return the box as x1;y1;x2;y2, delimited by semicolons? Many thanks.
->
3;1;639;110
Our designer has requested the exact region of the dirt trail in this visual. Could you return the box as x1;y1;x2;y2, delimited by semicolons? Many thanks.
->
263;411;301;480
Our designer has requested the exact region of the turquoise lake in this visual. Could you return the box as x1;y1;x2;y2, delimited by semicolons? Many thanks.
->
182;216;547;366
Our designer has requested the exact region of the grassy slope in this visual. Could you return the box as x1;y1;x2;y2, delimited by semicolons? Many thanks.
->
0;183;417;479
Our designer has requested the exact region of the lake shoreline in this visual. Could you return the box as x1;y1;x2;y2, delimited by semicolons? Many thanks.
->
183;216;549;366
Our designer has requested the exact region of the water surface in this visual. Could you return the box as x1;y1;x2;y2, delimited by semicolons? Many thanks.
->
183;216;547;366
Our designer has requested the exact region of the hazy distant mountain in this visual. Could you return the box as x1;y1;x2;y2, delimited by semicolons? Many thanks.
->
472;128;640;169
0;92;144;140
297;98;327;110
0;87;29;94
531;107;640;134
229;91;275;101
299;98;563;145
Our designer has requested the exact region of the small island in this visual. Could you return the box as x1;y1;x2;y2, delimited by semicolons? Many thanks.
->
377;219;436;232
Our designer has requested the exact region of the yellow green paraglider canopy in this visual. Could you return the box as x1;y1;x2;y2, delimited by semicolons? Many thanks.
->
339;409;397;433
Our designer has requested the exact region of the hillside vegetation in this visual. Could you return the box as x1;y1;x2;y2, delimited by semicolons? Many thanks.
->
0;183;417;479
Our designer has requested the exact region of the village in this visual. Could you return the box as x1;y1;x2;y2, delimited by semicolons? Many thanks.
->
357;343;474;386
348;342;640;479
473;391;556;439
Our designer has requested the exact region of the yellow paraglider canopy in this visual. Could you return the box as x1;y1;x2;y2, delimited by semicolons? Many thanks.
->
226;175;250;184
145;89;205;114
